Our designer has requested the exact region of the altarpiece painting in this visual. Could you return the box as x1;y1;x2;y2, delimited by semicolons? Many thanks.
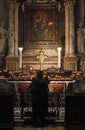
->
26;7;56;43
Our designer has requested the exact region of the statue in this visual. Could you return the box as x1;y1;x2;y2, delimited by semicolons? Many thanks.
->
77;22;85;53
37;49;47;70
0;21;8;56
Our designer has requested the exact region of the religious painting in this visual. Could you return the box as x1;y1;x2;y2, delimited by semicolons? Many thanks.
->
28;7;55;42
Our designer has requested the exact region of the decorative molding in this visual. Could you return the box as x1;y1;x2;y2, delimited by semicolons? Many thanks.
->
23;49;57;57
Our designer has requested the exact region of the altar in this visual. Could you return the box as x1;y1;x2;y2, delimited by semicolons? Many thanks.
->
0;78;76;122
7;79;75;92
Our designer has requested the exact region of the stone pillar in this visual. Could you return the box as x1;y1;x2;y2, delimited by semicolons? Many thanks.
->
8;1;19;56
64;1;69;57
14;3;19;56
8;1;15;56
65;0;75;57
78;0;84;25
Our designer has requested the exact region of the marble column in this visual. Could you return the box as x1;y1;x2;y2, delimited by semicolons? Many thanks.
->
8;1;19;56
78;0;84;25
64;1;69;57
65;0;75;57
14;3;19;56
8;1;15;56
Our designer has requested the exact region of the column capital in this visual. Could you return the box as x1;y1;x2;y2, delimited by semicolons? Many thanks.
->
8;1;15;9
64;0;76;9
8;0;19;10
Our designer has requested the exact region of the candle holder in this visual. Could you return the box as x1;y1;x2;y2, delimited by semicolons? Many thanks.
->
18;47;23;70
57;46;62;69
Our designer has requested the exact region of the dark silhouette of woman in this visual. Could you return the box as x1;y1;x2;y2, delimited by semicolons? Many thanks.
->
29;70;49;127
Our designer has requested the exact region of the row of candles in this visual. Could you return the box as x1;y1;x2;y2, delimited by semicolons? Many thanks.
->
18;47;62;69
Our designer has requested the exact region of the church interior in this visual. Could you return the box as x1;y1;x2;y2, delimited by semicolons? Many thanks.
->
0;0;85;130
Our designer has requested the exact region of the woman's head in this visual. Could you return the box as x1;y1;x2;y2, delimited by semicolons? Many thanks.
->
37;70;43;79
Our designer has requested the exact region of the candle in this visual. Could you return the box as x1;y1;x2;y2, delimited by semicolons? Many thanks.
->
57;47;62;68
18;47;23;69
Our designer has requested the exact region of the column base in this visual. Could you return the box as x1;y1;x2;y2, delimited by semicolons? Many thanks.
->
64;57;78;70
6;56;19;70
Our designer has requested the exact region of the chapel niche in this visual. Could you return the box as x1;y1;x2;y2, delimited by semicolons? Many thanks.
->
18;3;65;70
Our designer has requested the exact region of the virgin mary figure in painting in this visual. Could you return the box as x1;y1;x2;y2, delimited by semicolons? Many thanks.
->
32;14;53;41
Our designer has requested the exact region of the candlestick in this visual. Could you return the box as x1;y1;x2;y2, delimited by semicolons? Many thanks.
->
18;47;23;69
57;47;62;68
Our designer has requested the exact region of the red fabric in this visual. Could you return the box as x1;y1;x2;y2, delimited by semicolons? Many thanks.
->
18;82;65;92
